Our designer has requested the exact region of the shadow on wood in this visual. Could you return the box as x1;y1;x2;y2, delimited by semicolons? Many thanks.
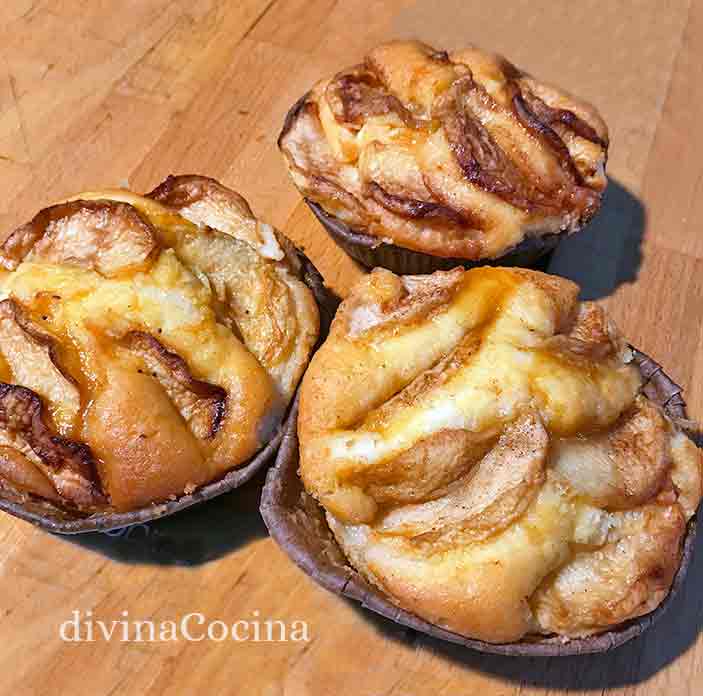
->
547;178;645;300
59;469;269;566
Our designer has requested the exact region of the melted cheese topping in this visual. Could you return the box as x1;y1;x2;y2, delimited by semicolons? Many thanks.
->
298;267;702;642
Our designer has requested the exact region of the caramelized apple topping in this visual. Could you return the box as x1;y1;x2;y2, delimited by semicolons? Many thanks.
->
0;384;103;508
326;66;422;129
0;177;319;513
0;200;158;276
299;267;701;642
124;331;226;440
280;40;609;260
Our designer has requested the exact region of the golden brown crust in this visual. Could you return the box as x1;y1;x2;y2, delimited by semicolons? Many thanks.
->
532;503;686;637
280;40;608;261
298;267;701;642
0;177;320;512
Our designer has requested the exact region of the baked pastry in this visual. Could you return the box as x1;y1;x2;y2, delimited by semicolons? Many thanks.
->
279;40;608;274
263;266;702;651
0;175;324;532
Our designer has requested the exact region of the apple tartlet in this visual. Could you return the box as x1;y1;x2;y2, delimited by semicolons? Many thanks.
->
288;267;700;645
279;41;608;274
0;175;322;531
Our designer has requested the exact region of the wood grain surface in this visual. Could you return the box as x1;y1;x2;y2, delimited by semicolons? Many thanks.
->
0;1;701;694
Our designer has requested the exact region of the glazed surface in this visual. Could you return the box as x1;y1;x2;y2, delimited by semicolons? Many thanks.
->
298;267;701;642
280;41;608;261
0;176;319;512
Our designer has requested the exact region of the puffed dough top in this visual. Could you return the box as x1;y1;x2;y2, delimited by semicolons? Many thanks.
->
280;40;608;260
298;267;701;642
0;176;319;512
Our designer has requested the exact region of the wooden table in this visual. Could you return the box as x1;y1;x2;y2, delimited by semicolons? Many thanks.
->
1;1;701;694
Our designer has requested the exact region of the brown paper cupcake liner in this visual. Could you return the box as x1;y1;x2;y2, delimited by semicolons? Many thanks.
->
0;251;339;534
260;348;700;656
306;200;563;275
